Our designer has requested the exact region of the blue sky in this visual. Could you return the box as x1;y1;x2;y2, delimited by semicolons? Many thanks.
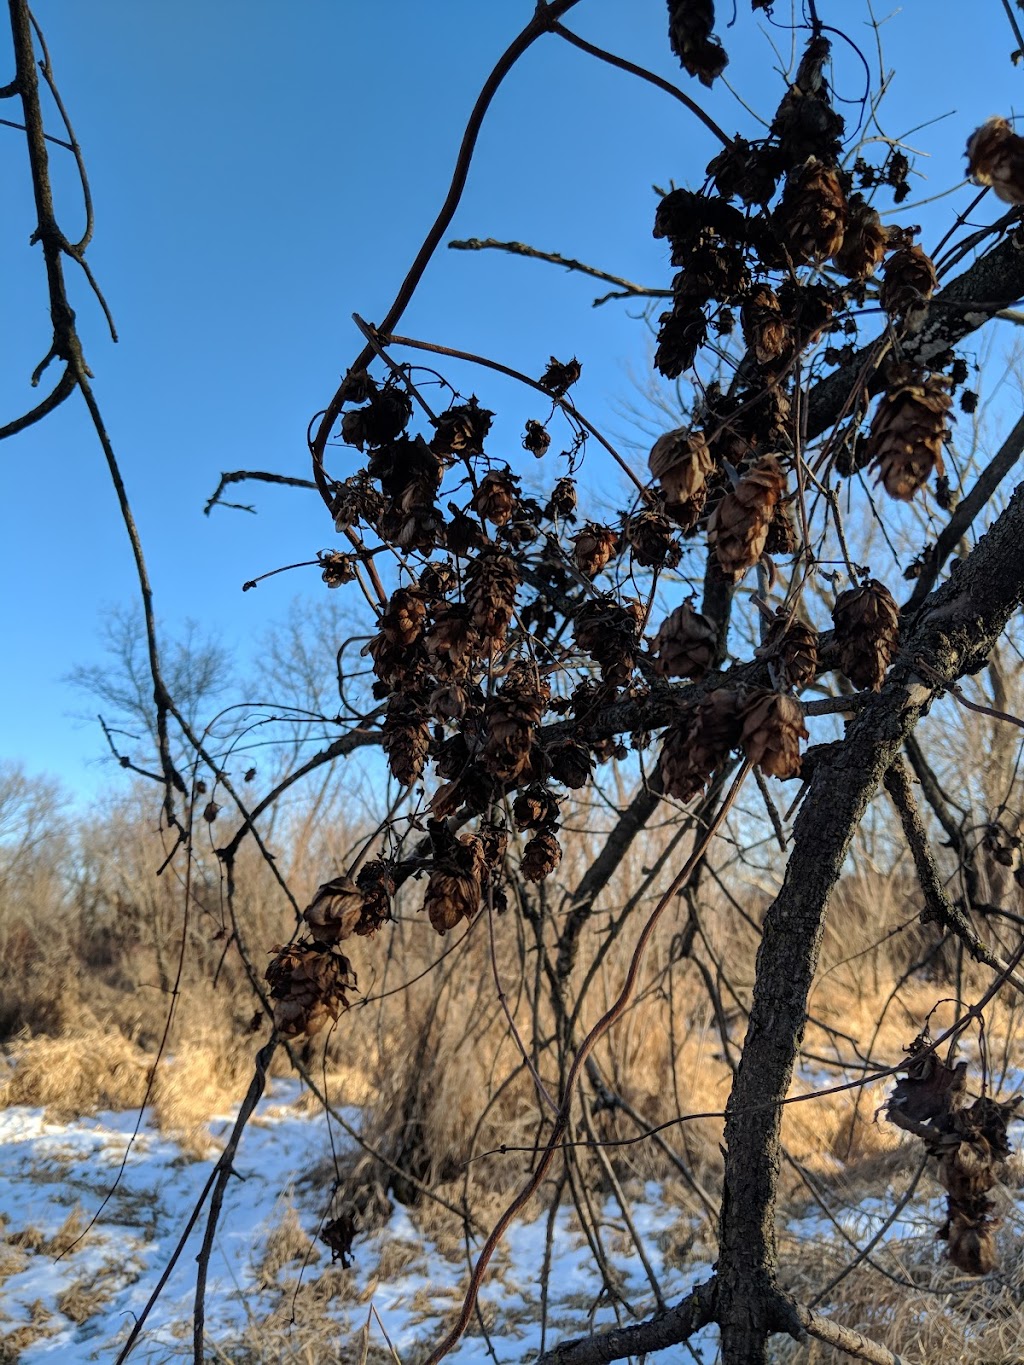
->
0;1;1019;799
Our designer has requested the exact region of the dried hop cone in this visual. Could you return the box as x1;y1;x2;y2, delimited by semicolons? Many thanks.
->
623;511;680;569
667;0;728;86
649;427;715;528
757;611;818;691
776;157;847;264
650;600;717;679
831;193;887;280
741;283;791;369
572;523;619;578
465;548;520;648
470;469;520;526
879;243;937;331
523;419;551;458
708;455;786;580
546;738;593;790
740;689;808;780
430;397;494;457
539;355;582;397
659;690;742;802
866;367;951;501
546;477;578;519
424;834;486;935
382;695;431;787
966;116;1024;204
832;579;899;691
265;940;356;1038
521;829;563;883
513;783;561;831
303;876;368;945
319;552;355;588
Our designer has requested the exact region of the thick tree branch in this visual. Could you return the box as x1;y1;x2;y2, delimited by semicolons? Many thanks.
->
808;228;1024;440
716;479;1024;1362
905;411;1024;611
537;1278;717;1365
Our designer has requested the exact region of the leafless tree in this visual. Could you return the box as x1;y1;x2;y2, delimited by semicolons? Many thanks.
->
9;3;1024;1363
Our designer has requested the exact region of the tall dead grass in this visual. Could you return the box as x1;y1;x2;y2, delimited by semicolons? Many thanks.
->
3;771;1023;1361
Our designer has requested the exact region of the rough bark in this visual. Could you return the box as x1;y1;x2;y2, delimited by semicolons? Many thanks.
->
716;480;1024;1361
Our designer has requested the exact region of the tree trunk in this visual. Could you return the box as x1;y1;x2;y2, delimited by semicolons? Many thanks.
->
717;481;1024;1361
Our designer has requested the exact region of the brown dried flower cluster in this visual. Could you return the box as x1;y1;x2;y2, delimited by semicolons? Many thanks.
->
756;610;818;691
659;690;742;801
649;427;715;530
572;523;619;578
866;367;951;501
879;243;937;330
832;579;900;691
776;157;847;264
666;0;727;86
659;685;807;799
739;689;807;779
265;941;357;1038
888;1037;1022;1275
708;455;786;580
574;598;644;688
650;600;717;679
966;116;1024;204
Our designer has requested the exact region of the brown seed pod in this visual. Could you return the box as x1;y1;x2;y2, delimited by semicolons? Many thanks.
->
465;548;520;648
340;385;412;450
539;356;582;396
572;523;619;578
946;1217;997;1277
623;510;680;569
708;455;785;580
831;579;900;691
483;665;550;782
866;367;951;501
654;303;708;379
770;35;845;167
775;157;847;264
739;689;808;779
470;469;520;527
521;829;563;882
382;695;431;787
966;116;1024;204
424;834;486;935
706;135;781;205
303;876;366;945
513;783;561;831
523;419;551;458
756;611;818;691
574;598;643;687
424;608;480;678
879;244;937;332
659;690;742;802
667;0;728;86
649;427;715;509
831;193;887;280
265;940;356;1037
319;552;355;588
764;498;799;557
650;600;717;679
741;283;792;369
546;738;593;790
546;477;578;519
430;397;494;457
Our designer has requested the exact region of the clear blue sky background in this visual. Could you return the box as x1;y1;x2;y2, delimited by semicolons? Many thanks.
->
0;1;1018;799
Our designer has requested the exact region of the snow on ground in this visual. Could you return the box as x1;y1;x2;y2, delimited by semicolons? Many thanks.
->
0;1080;717;1363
